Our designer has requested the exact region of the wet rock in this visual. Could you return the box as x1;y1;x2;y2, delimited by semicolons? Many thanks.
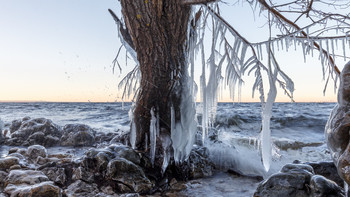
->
325;61;350;185
27;145;47;161
7;153;25;161
254;171;311;197
254;163;345;197
307;161;344;187
7;117;62;147
0;157;19;170
41;167;66;185
188;147;214;179
60;124;96;147
110;144;141;165
4;181;61;197
109;130;130;145
309;175;344;197
106;158;153;193
9;165;21;171
0;171;8;187
5;170;49;186
64;180;99;197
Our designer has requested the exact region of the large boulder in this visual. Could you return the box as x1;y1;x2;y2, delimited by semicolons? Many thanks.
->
4;170;49;186
6;117;62;147
106;158;153;193
0;157;19;171
4;181;61;197
4;169;62;196
27;145;47;162
254;163;344;197
325;61;350;185
60;124;96;147
64;180;99;197
188;146;214;179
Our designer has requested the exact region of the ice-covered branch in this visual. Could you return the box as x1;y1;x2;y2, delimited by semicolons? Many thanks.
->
182;0;218;5
108;9;135;50
256;0;341;75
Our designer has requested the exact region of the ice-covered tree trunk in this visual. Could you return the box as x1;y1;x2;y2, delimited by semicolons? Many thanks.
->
120;0;204;171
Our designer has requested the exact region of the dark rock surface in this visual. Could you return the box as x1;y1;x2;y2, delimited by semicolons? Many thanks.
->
254;163;345;197
5;117;62;147
60;124;96;147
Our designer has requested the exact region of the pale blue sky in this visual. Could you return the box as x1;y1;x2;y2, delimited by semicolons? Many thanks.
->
0;1;346;102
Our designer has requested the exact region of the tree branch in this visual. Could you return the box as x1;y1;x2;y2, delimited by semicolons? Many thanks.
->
108;9;135;50
257;0;340;75
181;0;217;5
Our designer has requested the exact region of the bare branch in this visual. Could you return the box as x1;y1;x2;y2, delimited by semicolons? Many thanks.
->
257;0;341;75
181;0;217;5
108;9;135;50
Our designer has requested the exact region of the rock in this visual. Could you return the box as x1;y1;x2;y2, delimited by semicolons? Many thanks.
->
106;158;153;193
254;172;311;197
109;130;130;145
325;61;350;185
0;157;19;170
254;163;345;197
27;145;47;161
41;167;66;185
4;181;61;197
9;165;21;171
309;175;344;197
5;170;49;186
7;117;62;147
307;161;344;187
0;171;8;186
7;153;25;160
64;180;99;197
188;147;214;179
60;124;96;147
110;144;141;165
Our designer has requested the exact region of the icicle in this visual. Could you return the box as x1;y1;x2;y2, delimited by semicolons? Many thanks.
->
150;107;157;166
259;45;263;60
277;39;280;51
293;35;297;50
281;39;284;50
285;36;289;52
145;134;148;150
331;39;335;61
326;39;330;64
260;70;277;172
129;103;136;149
156;109;160;137
161;133;171;174
345;181;348;197
343;38;347;61
302;41;306;63
319;40;325;79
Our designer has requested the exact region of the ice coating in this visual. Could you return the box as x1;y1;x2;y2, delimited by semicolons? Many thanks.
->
150;107;157;166
325;61;350;184
129;103;136;149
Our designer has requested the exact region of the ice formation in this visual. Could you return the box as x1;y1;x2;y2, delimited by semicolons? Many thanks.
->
128;103;136;149
150;107;157;166
171;82;197;163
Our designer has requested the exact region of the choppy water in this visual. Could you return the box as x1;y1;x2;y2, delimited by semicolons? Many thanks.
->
0;102;336;196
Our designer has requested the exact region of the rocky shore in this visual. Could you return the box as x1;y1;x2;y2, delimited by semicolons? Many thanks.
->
0;116;348;196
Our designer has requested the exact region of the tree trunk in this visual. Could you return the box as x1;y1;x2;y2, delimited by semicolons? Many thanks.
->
120;0;192;166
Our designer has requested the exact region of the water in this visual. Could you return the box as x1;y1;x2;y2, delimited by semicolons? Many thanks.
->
0;102;336;195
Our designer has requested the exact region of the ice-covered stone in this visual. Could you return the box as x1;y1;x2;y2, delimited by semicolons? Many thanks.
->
106;158;152;193
27;145;47;161
0;157;19;170
60;124;96;147
6;117;62;147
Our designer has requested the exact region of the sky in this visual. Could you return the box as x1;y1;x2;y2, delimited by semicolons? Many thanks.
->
0;1;348;102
